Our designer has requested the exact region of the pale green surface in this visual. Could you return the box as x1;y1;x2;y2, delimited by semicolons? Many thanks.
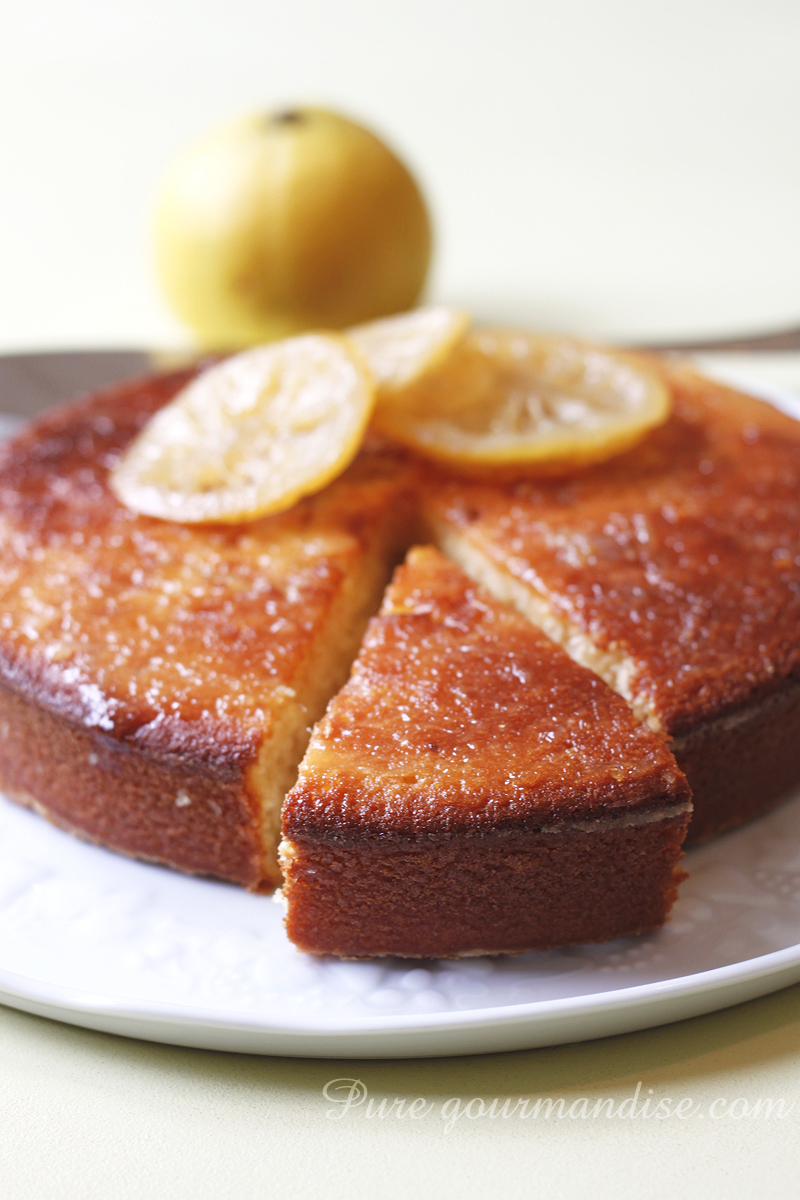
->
0;986;798;1199
2;2;800;1195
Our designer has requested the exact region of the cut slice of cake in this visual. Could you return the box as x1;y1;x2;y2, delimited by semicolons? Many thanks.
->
281;546;691;958
424;364;800;842
0;369;416;888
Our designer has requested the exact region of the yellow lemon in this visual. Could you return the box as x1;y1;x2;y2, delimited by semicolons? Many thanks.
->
154;108;433;349
371;329;671;476
110;334;375;523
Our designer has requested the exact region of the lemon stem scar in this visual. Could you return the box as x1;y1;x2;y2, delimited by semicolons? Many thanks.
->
269;110;306;126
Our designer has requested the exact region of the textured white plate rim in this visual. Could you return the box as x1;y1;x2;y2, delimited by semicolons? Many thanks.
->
2;940;800;1041
0;362;799;1057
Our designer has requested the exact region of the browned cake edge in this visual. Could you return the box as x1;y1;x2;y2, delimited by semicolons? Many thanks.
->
0;675;266;886
279;545;692;958
0;500;410;890
671;679;800;844
432;522;800;843
280;805;690;958
0;367;418;891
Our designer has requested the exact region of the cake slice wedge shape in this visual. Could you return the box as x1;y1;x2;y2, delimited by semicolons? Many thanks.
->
281;546;691;958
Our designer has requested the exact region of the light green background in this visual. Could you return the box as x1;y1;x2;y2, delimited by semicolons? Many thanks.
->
1;3;800;1195
1;986;798;1199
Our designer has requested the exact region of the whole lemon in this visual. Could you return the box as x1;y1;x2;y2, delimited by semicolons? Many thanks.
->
154;108;433;348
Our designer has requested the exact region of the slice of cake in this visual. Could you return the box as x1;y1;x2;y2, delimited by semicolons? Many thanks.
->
281;546;691;958
425;364;800;841
0;369;416;888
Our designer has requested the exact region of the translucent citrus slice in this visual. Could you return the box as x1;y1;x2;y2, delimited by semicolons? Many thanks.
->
110;334;375;523
347;306;470;391
371;329;671;476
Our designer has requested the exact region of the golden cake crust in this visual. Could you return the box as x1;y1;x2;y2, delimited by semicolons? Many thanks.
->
0;369;416;886
281;548;690;957
285;547;689;839
424;366;800;738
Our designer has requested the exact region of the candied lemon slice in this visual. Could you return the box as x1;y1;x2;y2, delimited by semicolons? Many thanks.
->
371;329;671;476
348;306;470;391
110;334;375;523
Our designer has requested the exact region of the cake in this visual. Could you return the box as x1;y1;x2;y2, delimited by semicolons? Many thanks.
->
0;369;415;888
0;357;798;957
280;546;690;958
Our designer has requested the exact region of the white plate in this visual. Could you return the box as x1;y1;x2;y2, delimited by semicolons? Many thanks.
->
1;789;800;1058
0;370;799;1059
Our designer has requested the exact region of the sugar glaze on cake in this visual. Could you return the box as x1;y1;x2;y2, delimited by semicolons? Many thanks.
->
0;370;415;887
281;547;690;957
0;360;798;957
424;364;800;842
